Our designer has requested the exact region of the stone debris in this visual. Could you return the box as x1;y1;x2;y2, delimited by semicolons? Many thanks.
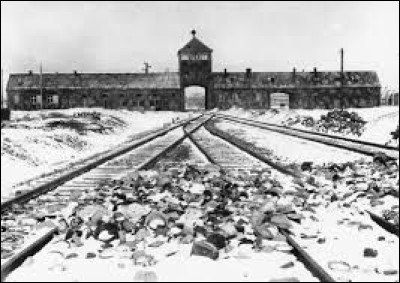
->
363;248;379;258
2;132;399;281
285;110;367;137
4;164;319;282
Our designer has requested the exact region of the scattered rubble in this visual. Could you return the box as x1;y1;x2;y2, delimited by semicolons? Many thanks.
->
4;164;319;282
285;110;367;137
4;153;399;281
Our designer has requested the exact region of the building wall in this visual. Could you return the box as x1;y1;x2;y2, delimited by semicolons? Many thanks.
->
8;85;380;111
8;88;183;111
382;93;399;106
214;86;381;110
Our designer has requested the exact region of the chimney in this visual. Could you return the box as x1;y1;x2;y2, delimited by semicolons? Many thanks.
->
292;67;296;82
340;48;344;75
313;67;318;78
73;70;78;76
246;68;252;78
224;68;228;78
28;70;33;75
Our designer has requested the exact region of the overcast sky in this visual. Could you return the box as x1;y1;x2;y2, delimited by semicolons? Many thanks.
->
1;1;399;90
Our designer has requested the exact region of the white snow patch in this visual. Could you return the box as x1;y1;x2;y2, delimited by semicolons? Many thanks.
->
1;109;192;198
220;106;399;145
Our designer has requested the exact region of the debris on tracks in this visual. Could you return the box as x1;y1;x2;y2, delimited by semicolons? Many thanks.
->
5;164;317;282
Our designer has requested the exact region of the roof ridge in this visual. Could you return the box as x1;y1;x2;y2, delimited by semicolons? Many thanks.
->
178;37;213;54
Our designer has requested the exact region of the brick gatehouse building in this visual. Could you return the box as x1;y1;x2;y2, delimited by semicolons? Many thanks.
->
7;31;381;111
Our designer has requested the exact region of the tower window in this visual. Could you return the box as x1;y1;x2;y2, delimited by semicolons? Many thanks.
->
181;54;208;61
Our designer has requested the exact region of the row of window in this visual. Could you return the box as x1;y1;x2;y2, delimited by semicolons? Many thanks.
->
14;95;59;105
180;54;209;61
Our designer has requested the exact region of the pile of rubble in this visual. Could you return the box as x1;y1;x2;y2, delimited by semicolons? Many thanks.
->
4;155;400;281
73;112;102;121
5;164;319;282
299;153;399;227
285;110;368;137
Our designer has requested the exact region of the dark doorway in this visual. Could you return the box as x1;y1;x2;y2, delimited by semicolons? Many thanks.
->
184;86;206;111
102;95;108;109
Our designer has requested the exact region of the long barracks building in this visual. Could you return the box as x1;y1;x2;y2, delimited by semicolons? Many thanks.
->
7;31;381;111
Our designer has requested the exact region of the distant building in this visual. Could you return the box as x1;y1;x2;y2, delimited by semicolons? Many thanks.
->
7;31;381;111
382;92;399;106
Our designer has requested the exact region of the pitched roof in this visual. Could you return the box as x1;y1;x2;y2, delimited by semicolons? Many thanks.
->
178;37;213;54
7;71;380;92
7;72;181;91
212;71;380;89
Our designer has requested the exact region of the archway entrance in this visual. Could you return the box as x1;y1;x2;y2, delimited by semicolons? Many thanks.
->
184;86;206;111
270;93;290;110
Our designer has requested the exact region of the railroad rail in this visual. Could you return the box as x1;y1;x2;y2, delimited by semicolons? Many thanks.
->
207;116;399;237
216;113;399;159
1;115;203;213
2;114;335;282
184;122;336;282
2;114;398;282
368;211;399;237
185;121;398;282
1;115;211;281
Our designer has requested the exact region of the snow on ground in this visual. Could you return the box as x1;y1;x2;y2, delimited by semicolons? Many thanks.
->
215;120;367;165
220;106;399;145
1;109;191;198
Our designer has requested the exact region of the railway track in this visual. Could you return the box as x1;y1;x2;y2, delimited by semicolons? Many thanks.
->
1;115;202;213
1;115;210;281
184;123;336;282
216;113;399;160
2;114;333;282
186;122;398;282
207;117;399;237
1;114;398;282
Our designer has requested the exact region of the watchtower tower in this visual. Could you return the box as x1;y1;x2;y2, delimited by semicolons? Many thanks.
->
178;30;214;110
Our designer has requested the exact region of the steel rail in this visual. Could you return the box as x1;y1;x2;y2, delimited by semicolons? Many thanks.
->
204;120;304;178
216;113;398;151
367;211;399;237
1;116;213;282
216;114;399;158
1;115;203;213
207;116;399;237
185;122;336;282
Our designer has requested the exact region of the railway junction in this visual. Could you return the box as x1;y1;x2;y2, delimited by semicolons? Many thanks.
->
1;111;399;282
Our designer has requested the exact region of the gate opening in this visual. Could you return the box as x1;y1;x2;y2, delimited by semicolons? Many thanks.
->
184;86;206;111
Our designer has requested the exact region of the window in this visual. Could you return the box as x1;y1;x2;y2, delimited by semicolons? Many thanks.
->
181;54;208;61
256;93;262;102
47;96;54;104
14;94;20;105
31;96;38;104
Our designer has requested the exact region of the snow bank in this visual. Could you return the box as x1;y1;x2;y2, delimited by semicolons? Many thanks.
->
220;106;399;145
1;109;191;198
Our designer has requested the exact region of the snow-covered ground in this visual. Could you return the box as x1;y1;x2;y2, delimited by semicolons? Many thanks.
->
219;106;399;145
1;109;191;198
215;120;367;165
